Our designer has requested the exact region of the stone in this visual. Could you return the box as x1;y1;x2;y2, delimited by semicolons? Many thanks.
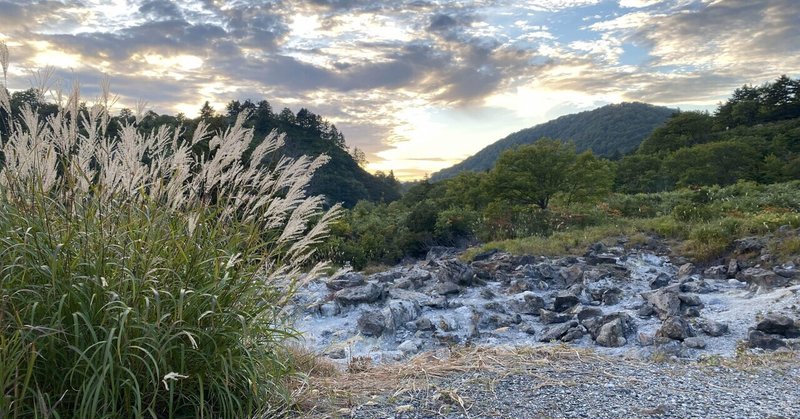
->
575;306;604;321
319;302;340;317
357;311;386;337
641;287;682;320
737;267;789;289
397;339;420;354
650;273;671;289
435;259;475;286
656;316;693;341
561;326;585;342
756;314;800;337
369;270;403;283
480;312;522;328
683;337;706;349
507;291;545;315
774;266;798;279
678;293;703;307
415;317;434;331
734;237;765;254
539;309;572;324
703;266;727;280
335;282;383;306
405;267;433;287
393;278;413;289
595;318;630;347
539;320;578;342
385;299;420;329
680;280;717;294
637;304;655;318
559;265;584;286
638;332;654;346
677;263;695;278
748;330;788;350
326;271;365;290
602;287;623;305
471;248;499;262
435;281;461;296
727;259;739;277
554;292;580;312
697;318;729;337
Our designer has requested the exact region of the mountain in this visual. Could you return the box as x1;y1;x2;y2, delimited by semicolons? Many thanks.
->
430;102;676;182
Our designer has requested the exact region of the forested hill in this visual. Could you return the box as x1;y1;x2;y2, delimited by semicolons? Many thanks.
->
430;102;675;182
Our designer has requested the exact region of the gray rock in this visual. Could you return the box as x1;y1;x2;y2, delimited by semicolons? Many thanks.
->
649;273;671;289
727;258;739;277
683;337;706;349
734;237;765;254
480;312;522;329
415;317;434;331
748;330;788;350
602;287;623;305
335;282;383;306
559;265;584;286
507;291;545;315
358;311;386;337
678;293;703;307
656;316;693;341
435;281;461;296
595;318;630;347
405;267;433;287
774;266;798;279
319;302;340;317
680;280;717;294
326;271;366;290
397;339;420;354
697;318;729;337
554;292;580;312
540;309;572;324
385;299;420;329
561;325;586;342
641;287;682;320
435;259;475;286
575;306;604;321
703;266;727;280
539;320;579;342
677;263;695;278
368;270;403;283
393;278;413;289
755;314;800;337
737;267;789;289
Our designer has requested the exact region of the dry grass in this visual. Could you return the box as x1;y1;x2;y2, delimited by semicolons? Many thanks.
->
296;345;609;417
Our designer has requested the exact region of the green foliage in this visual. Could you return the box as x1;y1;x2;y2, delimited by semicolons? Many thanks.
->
637;111;715;155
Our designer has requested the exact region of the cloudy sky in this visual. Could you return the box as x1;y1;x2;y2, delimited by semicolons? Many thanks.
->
1;0;798;179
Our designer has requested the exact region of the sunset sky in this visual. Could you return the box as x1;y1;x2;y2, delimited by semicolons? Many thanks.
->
1;0;799;179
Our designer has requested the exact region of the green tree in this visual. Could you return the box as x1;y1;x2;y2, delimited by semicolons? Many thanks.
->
488;139;575;209
638;111;716;154
561;151;615;205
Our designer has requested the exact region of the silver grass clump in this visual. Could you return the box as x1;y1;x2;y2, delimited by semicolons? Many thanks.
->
0;77;340;281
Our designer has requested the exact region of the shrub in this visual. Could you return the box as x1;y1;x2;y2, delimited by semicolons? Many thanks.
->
0;73;338;417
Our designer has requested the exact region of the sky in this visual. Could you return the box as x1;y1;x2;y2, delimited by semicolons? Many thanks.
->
1;0;799;179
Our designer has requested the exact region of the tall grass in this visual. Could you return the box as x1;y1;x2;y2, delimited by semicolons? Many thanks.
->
0;47;338;417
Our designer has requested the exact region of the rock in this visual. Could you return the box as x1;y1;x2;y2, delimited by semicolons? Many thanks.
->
595;318;630;347
435;281;461;296
683;337;706;349
539;309;572;324
426;246;458;261
678;293;703;307
703;266;727;280
520;323;537;335
601;287;623;305
397;339;419;354
649;273;671;289
680;280;717;294
656;316;693;341
677;263;695;278
507;291;545;315
369;270;403;283
389;288;442;308
727;259;739;277
405;267;433;287
539;320;578;342
415;317;434;331
653;340;689;359
435;259;475;286
637;332;654;346
737;267;789;289
575;306;604;321
393;278;413;289
319;302;340;317
756;314;800;337
774;266;798;279
480;288;496;299
734;237;765;254
641;287;682;320
480;312;522;328
559;265;584;286
637;304;655;318
335;282;383;306
586;312;636;341
385;300;420;329
471;248;499;262
748;330;788;350
554;292;580;312
326;271;366;290
358;311;386;337
697;318;729;337
561;325;585;342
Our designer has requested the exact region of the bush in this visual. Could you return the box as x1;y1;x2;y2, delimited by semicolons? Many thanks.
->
0;81;337;417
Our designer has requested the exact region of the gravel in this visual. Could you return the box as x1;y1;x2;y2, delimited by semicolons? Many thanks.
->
341;356;800;418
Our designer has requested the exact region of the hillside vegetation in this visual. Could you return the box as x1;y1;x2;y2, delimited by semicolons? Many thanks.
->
326;76;800;269
430;102;675;181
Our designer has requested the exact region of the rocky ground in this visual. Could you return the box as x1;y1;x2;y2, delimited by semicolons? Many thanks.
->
291;230;800;417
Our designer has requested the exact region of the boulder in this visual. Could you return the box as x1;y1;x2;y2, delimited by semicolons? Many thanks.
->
368;270;403;283
697;318;729;337
683;337;706;349
435;281;461;296
656;316;693;341
727;259;739;277
507;291;545;315
737;267;789;289
748;330;787;350
554;292;580;312
326;271;365;290
559;265;584;286
357;311;386;337
703;266;727;280
397;339;420;354
677;263;695;278
602;287;623;305
335;282;383;306
539;309;572;324
575;306;604;322
678;293;703;307
480;312;522;329
734;237;765;254
561;325;586;342
649;273;671;289
385;299;420;329
641;286;682;320
755;314;800;337
319;302;340;317
435;259;475;286
595;318;631;347
539;320;579;342
680;280;717;294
